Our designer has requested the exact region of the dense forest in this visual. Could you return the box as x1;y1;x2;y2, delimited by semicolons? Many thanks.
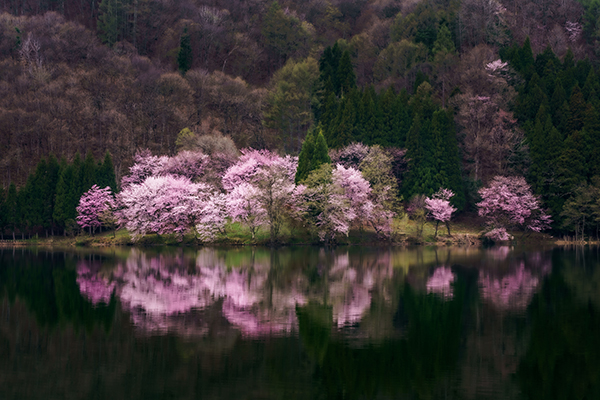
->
1;0;600;237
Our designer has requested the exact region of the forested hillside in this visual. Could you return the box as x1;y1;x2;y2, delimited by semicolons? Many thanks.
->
1;0;600;236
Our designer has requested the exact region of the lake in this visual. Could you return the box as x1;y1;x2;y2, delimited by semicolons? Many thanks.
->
1;245;599;399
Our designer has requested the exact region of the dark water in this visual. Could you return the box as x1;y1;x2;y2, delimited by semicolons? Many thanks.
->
0;245;599;399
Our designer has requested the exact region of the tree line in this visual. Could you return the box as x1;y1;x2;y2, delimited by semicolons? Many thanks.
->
0;152;116;238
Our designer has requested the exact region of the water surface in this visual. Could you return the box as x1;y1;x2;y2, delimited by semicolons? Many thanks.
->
1;245;599;399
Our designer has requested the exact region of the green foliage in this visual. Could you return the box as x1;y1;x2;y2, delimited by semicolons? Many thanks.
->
264;57;320;153
560;180;600;239
261;1;311;63
295;129;316;183
96;151;117;192
177;28;193;74
80;152;97;195
295;128;330;183
97;0;126;47
337;50;356;97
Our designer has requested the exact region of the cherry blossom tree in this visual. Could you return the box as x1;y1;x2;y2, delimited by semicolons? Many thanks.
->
222;149;301;243
301;164;355;242
76;185;115;235
332;164;374;226
161;150;209;181
117;175;213;240
300;164;376;242
196;192;228;242
477;176;552;238
226;182;266;239
222;148;297;190
121;149;168;188
425;188;457;237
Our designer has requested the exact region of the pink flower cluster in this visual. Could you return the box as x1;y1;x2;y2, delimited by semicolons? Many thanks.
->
477;176;551;236
76;185;115;231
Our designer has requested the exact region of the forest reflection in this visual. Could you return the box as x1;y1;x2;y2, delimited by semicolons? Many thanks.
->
74;246;551;338
4;246;599;399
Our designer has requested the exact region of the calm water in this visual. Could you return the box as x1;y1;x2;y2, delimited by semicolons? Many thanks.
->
0;245;599;399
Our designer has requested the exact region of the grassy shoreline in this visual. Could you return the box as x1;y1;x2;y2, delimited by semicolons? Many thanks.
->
0;215;560;248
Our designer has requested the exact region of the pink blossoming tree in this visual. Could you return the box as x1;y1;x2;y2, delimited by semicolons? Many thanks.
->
425;188;457;237
117;175;213;240
301;164;355;242
226;182;267;239
222;149;301;243
121;149;168;188
76;185;115;235
477;176;551;239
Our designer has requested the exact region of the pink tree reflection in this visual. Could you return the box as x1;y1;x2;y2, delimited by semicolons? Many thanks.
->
426;267;455;299
479;262;541;310
76;261;115;305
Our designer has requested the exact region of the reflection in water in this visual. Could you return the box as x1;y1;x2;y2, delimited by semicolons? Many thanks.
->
3;246;589;399
478;251;551;311
479;263;540;310
76;261;115;305
427;266;455;299
74;247;556;336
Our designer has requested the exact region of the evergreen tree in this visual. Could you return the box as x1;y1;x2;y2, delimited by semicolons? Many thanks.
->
310;130;331;171
328;91;358;148
357;87;379;145
431;109;464;209
97;0;124;47
567;84;586;134
554;131;588;216
6;183;18;238
79;152;97;195
53;163;78;233
535;46;560;81
337;50;356;97
550;78;567;118
378;87;397;147
390;92;411;148
0;186;6;237
178;28;193;75
582;69;600;101
295;129;316;183
517;37;535;74
318;42;342;96
97;151;118;192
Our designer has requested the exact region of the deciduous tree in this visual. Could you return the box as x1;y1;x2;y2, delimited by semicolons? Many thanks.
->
477;176;552;236
76;185;115;235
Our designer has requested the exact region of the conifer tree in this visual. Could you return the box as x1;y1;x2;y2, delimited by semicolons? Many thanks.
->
310;130;331;171
390;92;411;148
6;183;18;239
378;87;396;147
178;28;193;75
550;78;567;119
568;84;586;134
0;187;6;238
329;91;357;148
582;69;600;101
518;37;535;75
431;109;464;209
97;0;123;47
53;163;78;234
337;50;356;97
97;151;117;192
357;87;378;145
79;152;97;195
295;129;316;183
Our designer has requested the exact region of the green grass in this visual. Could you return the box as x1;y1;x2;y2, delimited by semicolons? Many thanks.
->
5;215;555;248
